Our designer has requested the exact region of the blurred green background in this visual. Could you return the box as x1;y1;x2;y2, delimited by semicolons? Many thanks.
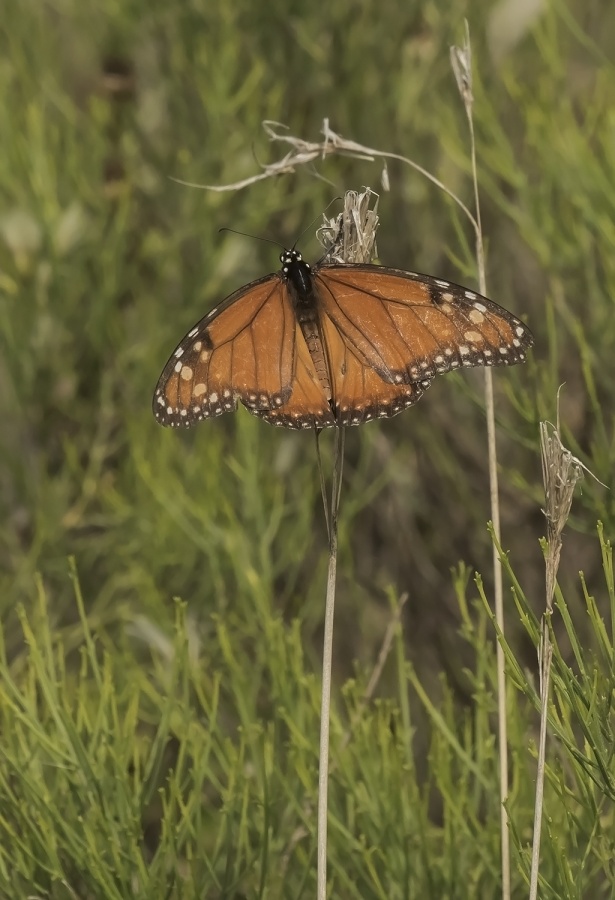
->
2;0;615;896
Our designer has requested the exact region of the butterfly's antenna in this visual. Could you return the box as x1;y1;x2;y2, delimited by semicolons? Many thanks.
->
218;228;285;250
292;198;342;250
219;201;341;254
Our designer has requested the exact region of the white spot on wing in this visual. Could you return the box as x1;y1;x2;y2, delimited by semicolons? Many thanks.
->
464;330;482;343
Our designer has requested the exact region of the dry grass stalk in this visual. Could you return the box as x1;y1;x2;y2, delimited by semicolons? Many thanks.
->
529;415;588;900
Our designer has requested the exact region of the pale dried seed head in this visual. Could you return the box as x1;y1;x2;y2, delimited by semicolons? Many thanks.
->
539;419;602;605
450;20;473;114
317;188;379;265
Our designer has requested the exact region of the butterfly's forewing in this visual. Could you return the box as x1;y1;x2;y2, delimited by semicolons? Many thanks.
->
316;265;533;384
153;275;297;427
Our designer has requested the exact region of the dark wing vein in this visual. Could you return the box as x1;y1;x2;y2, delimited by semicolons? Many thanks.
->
314;272;398;380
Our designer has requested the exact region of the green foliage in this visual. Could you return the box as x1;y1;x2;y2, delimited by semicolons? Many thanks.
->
483;525;615;898
3;534;615;898
1;0;615;896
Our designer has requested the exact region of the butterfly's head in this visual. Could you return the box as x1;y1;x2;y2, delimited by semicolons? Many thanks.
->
280;249;304;273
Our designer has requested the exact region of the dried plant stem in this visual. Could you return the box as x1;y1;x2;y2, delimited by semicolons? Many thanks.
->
451;23;510;899
486;367;511;900
175;120;478;237
529;418;587;900
317;425;345;900
316;541;336;900
528;628;552;900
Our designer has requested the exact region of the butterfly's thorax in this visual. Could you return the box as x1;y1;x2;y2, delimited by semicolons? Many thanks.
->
282;251;333;402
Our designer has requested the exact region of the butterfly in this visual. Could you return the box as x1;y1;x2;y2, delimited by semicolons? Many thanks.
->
153;248;533;430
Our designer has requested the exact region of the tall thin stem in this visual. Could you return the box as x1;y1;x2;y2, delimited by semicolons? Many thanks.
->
317;426;345;900
529;419;585;900
451;24;509;899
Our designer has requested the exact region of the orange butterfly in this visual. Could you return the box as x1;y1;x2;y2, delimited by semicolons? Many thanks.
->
153;249;533;429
